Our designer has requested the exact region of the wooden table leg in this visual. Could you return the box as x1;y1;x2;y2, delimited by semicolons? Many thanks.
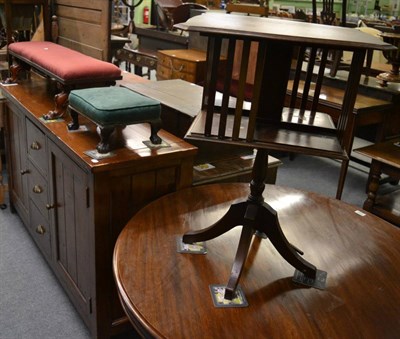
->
183;149;319;300
363;159;382;212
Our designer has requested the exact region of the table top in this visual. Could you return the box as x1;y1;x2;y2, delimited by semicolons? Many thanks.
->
113;183;400;339
354;137;400;169
122;79;251;119
175;13;396;51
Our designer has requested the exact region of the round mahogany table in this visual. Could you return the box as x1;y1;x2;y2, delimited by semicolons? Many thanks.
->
113;183;400;339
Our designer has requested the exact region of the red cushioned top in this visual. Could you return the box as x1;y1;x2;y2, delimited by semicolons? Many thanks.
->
9;41;121;81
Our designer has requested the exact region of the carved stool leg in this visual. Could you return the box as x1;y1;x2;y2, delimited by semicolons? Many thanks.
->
3;63;23;84
149;119;162;145
67;108;80;131
97;126;115;154
43;87;69;120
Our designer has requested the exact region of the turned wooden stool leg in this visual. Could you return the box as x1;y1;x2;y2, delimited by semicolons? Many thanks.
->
149;118;162;145
97;126;115;154
67;108;80;131
43;87;69;120
3;63;23;84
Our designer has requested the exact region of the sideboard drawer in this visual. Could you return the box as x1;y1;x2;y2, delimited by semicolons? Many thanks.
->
28;163;49;217
158;53;198;74
29;200;52;258
157;49;208;84
26;118;47;175
157;64;197;83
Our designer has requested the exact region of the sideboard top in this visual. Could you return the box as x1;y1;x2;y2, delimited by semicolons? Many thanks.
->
1;73;197;173
175;13;396;52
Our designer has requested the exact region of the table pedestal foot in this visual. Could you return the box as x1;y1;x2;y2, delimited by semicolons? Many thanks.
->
183;149;322;300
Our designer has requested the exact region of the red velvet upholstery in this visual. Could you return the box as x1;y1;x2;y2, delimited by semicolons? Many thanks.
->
9;41;121;82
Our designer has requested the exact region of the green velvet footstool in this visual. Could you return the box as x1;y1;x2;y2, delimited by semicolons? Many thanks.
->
68;86;162;153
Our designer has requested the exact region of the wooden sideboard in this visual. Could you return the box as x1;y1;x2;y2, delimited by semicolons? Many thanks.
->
1;73;197;338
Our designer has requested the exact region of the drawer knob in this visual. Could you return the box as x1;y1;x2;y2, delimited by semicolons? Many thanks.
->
46;203;56;210
30;141;41;150
20;169;30;175
33;185;43;194
36;225;46;235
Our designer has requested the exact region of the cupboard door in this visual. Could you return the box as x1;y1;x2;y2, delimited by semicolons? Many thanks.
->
6;103;29;223
48;141;94;325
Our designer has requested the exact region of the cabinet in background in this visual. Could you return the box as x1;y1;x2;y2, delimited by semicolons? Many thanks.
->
157;49;226;84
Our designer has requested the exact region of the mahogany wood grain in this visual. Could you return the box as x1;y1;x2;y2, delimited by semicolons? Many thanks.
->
114;183;400;339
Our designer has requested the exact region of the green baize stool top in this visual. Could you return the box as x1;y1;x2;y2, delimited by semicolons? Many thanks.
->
69;87;161;127
68;86;162;154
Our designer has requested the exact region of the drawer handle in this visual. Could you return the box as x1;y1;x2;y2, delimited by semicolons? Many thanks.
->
168;59;184;73
46;203;56;210
33;185;43;194
30;141;41;150
36;225;46;235
20;169;30;175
